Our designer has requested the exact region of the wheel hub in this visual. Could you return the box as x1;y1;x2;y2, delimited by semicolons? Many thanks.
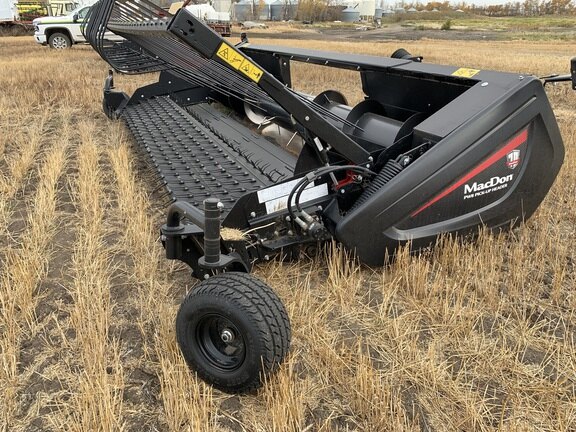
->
194;314;246;372
53;37;68;49
220;328;234;343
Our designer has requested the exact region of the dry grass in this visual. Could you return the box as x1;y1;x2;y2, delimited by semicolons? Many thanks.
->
59;123;124;431
0;106;70;427
0;35;575;431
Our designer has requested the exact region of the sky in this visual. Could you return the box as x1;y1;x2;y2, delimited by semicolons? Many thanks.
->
382;0;576;6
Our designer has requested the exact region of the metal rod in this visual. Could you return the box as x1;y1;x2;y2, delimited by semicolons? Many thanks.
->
202;198;222;265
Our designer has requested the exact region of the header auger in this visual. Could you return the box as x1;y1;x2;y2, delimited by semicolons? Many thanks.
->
84;0;567;393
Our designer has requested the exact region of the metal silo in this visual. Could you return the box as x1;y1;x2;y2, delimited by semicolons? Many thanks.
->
341;6;359;22
270;0;283;20
234;0;252;21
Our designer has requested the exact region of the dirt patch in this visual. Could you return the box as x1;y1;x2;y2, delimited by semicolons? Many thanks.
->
238;25;512;42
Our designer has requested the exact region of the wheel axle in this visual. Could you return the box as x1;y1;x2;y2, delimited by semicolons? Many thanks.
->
220;328;234;343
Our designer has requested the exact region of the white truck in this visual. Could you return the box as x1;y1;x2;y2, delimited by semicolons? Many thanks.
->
0;0;18;24
32;3;91;48
32;1;230;49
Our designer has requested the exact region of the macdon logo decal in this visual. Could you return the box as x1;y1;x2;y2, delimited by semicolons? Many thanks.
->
463;174;513;200
410;128;528;217
506;149;520;169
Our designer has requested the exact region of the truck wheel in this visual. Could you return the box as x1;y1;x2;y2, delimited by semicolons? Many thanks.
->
48;32;71;49
176;272;291;393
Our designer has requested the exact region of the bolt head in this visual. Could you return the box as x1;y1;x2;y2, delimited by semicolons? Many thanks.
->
220;329;234;343
250;211;256;218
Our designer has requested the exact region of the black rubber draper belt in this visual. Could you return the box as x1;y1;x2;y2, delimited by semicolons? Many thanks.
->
122;96;296;213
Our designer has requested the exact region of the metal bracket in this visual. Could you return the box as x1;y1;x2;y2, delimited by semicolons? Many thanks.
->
103;70;129;119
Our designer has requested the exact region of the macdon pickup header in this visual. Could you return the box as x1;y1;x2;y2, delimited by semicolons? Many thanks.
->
83;0;570;393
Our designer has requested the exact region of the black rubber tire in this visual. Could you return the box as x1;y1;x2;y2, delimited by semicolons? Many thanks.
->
48;32;71;49
176;272;291;393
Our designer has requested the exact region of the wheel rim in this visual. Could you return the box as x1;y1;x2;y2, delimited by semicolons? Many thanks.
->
194;313;246;372
52;36;68;49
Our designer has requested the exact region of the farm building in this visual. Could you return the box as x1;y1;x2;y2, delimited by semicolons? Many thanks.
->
234;0;296;21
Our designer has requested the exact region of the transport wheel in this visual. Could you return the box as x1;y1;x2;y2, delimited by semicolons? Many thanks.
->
176;272;291;393
49;33;71;49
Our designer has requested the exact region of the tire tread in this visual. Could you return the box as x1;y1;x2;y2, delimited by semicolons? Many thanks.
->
177;272;291;393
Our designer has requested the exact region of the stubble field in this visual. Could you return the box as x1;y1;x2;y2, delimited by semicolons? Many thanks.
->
0;35;575;431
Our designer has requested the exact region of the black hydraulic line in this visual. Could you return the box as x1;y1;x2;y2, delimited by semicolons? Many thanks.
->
293;165;376;213
349;158;406;212
286;176;309;223
285;165;376;223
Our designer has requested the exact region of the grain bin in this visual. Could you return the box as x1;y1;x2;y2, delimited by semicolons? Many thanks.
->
234;0;252;21
341;6;359;22
270;0;283;20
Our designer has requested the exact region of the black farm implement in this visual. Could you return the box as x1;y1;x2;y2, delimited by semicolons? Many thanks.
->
84;0;572;393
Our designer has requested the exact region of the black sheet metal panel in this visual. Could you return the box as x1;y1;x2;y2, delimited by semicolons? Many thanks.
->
122;96;294;214
241;45;413;73
336;77;564;265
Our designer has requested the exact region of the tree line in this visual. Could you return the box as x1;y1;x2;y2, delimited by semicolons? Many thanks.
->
397;0;575;16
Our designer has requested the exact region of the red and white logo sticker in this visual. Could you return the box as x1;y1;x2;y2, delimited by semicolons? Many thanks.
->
410;129;528;217
506;149;520;169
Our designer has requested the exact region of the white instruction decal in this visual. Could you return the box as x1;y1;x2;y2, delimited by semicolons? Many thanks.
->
264;184;328;214
258;178;307;203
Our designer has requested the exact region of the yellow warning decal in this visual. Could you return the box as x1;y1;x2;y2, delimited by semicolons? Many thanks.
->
238;60;264;83
216;43;245;69
216;42;264;83
452;68;480;78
